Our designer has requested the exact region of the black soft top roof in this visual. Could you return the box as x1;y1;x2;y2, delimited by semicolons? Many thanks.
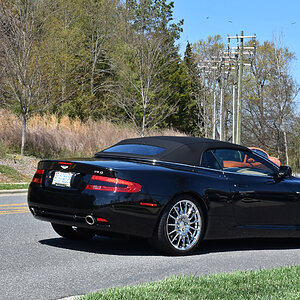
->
95;136;250;166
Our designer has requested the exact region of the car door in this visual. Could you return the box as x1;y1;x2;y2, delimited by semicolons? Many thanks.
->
199;150;235;238
212;149;298;227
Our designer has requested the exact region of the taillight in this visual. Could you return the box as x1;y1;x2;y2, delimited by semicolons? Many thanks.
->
32;169;44;184
86;175;141;193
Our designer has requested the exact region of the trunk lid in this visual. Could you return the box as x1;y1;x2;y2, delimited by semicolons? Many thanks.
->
33;158;147;191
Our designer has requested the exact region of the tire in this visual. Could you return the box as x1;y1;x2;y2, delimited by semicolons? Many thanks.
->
51;223;95;240
150;195;205;256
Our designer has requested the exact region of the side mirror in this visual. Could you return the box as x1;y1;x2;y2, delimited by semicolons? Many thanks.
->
277;166;292;179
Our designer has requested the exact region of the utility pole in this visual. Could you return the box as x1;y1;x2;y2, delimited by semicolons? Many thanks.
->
213;88;217;140
232;53;239;143
198;54;231;141
227;31;256;144
236;31;244;145
219;58;225;141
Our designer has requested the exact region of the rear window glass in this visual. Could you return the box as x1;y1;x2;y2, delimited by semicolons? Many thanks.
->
103;144;165;156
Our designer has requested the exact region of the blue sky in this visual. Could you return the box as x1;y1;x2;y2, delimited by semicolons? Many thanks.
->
172;0;300;107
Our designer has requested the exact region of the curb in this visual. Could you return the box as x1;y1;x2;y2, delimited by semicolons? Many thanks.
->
0;189;28;195
58;296;81;300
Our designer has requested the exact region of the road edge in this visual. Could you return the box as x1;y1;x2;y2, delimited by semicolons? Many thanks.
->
0;189;28;195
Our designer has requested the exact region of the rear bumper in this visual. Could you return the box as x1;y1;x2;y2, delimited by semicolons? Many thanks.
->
28;183;163;238
29;206;112;231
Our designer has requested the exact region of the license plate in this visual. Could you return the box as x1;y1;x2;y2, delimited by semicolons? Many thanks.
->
52;171;73;187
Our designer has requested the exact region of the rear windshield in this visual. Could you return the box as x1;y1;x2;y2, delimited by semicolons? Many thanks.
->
103;144;165;156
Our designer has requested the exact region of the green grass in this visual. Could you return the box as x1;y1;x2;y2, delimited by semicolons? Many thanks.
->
0;183;29;190
78;266;300;300
0;164;30;183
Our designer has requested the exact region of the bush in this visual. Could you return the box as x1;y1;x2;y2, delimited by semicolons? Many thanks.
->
0;110;182;158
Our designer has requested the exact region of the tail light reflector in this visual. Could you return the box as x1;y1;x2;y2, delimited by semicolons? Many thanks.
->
32;178;42;184
86;175;141;193
140;202;158;207
96;217;108;223
32;169;44;184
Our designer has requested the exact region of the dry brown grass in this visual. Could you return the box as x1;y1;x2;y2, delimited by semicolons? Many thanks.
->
0;110;184;158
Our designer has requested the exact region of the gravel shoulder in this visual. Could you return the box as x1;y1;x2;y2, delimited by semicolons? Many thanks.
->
0;154;39;183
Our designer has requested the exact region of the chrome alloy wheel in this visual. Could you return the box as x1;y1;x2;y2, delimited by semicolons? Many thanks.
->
166;200;202;251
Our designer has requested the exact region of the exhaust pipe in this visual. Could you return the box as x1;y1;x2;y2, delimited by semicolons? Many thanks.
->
85;215;95;226
30;207;36;216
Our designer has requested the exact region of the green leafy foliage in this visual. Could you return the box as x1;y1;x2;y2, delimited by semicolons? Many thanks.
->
0;183;29;190
113;0;185;135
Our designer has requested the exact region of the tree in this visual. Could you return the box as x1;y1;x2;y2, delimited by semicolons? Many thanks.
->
114;0;183;136
268;38;299;164
289;116;300;172
0;0;54;155
167;41;199;135
243;41;298;163
40;0;122;121
40;0;89;115
82;0;119;97
192;35;225;138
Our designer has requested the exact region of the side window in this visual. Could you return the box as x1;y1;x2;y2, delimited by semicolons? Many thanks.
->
201;150;222;170
251;149;268;159
212;149;276;177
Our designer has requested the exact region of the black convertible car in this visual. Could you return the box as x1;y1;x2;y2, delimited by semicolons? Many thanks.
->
28;136;300;255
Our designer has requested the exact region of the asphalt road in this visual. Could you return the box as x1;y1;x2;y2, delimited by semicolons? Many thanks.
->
1;194;300;300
